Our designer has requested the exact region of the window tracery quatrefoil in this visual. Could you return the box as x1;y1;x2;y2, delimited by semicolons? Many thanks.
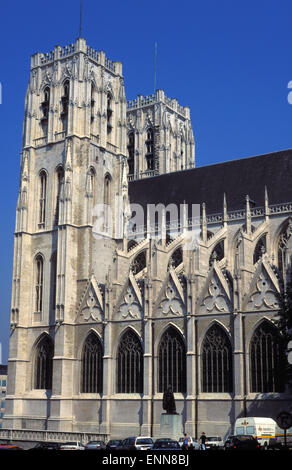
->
247;274;279;310
201;278;229;313
80;287;102;322
160;283;183;316
118;287;141;319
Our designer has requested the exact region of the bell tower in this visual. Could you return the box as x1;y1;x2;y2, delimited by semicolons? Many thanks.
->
24;37;127;152
6;38;128;431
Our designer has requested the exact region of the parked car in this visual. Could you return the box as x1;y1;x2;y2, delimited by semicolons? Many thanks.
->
178;436;201;450
205;436;224;450
153;439;182;450
106;439;123;450
84;440;106;450
119;436;154;450
224;435;261;451
59;441;85;450
0;444;23;450
30;441;61;450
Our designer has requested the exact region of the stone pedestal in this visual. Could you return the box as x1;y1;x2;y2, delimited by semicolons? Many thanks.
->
160;413;182;440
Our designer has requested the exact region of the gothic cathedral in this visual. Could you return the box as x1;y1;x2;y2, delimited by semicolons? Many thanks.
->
4;38;292;439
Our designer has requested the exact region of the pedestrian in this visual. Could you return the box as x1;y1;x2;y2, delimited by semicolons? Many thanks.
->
200;432;206;450
182;432;190;450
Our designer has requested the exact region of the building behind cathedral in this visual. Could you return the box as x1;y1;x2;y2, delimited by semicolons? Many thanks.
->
3;37;292;439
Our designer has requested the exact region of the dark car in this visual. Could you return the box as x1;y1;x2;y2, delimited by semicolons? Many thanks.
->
106;440;123;450
30;442;61;450
153;439;182;450
224;435;261;451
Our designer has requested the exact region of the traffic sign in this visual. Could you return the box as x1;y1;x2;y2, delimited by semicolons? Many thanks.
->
288;340;292;365
276;411;292;430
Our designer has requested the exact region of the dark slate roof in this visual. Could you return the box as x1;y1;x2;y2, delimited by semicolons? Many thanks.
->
128;149;292;216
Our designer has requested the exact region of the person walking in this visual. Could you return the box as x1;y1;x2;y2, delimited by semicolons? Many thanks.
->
200;432;206;450
182;432;190;450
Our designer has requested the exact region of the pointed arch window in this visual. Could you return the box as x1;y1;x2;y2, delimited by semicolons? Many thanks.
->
158;326;186;393
209;240;224;266
34;335;54;390
131;250;146;275
104;174;111;205
61;80;70;133
35;254;44;313
81;332;103;393
253;235;266;264
117;330;143;393
91;82;96;123
103;174;111;231
87;167;96;202
38;171;47;228
55;166;64;225
277;218;292;279
127;132;135;175
51;252;57;310
168;247;183;269
180;133;184;170
107;92;113;134
250;321;285;393
145;128;154;170
201;324;233;393
41;86;50;129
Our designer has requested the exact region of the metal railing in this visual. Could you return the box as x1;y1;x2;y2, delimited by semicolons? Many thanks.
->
0;428;109;445
126;201;292;239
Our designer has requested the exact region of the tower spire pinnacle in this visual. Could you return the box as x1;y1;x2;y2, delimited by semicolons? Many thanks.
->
79;0;83;38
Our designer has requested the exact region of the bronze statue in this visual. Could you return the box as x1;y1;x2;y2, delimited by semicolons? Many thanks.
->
162;386;177;414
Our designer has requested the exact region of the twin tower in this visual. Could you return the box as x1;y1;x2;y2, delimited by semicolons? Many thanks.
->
6;38;195;432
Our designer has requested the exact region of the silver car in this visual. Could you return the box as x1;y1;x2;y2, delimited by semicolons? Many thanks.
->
84;440;106;450
120;436;154;450
59;441;85;450
205;436;224;450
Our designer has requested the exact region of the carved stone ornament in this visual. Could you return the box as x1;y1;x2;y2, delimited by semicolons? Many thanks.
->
40;68;53;90
118;286;141;319
160;282;183;316
76;277;105;323
247;273;279;311
201;277;230;313
80;287;103;322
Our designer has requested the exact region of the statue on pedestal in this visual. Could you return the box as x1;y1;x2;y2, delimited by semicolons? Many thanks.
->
162;386;177;414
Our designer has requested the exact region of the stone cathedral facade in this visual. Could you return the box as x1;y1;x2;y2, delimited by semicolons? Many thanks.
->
4;37;292;439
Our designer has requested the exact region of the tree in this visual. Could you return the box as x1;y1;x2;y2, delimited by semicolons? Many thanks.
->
274;284;292;389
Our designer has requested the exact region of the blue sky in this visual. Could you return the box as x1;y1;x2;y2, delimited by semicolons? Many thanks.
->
1;0;292;363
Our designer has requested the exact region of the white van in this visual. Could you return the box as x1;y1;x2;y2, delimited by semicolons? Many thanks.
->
234;417;276;449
